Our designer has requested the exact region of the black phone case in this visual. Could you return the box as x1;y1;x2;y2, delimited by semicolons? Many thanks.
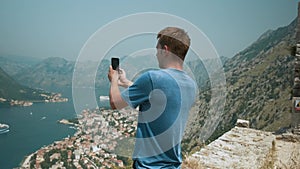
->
111;58;119;70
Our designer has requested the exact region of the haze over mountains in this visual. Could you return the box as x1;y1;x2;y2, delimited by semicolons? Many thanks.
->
0;66;51;102
0;18;296;149
0;63;73;107
0;56;111;94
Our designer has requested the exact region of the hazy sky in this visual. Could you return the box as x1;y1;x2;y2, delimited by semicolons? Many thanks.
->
0;0;298;61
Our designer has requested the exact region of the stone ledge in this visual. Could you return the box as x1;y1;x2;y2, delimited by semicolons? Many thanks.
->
276;132;300;142
191;127;275;169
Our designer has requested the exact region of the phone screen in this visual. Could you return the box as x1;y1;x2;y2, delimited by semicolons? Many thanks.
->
111;57;119;70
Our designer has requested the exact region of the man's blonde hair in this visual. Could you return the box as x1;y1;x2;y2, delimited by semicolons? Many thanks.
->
157;27;191;60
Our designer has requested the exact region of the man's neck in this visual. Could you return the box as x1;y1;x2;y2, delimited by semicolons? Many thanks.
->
164;64;183;71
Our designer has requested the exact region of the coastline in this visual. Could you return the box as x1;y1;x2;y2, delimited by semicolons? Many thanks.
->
19;108;137;168
0;92;68;107
20;153;34;168
58;119;78;126
19;118;81;167
0;100;77;169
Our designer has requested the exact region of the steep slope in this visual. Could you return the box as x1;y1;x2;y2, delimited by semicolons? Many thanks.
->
222;19;295;131
186;56;228;90
183;18;296;153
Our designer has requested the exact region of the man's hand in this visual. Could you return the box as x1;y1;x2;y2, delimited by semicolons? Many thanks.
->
108;66;132;87
118;68;133;88
108;65;119;84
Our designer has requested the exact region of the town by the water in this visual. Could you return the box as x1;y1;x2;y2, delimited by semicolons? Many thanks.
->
20;107;138;169
0;93;68;107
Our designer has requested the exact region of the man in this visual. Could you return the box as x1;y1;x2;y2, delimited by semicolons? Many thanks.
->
108;27;196;168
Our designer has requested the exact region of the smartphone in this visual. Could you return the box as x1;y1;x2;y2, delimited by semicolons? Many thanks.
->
111;57;119;70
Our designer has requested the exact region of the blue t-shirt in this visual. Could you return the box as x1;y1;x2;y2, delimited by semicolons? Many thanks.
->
121;68;196;169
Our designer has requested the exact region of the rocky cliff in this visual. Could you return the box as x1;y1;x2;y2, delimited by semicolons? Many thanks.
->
182;18;297;153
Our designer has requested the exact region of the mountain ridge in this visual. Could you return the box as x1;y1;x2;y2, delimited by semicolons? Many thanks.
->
0;66;54;106
15;57;74;90
182;18;296;153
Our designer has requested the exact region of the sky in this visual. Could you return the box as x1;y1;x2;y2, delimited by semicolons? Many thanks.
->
0;0;298;61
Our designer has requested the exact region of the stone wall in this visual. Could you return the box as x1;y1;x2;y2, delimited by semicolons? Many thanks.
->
183;120;300;169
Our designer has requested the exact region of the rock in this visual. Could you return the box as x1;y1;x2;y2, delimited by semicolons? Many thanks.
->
236;119;250;128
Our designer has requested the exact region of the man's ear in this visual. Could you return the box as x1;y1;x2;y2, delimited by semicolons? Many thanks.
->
163;45;169;51
163;45;171;57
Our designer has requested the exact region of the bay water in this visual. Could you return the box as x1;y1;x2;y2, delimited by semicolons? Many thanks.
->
0;88;109;169
0;102;77;169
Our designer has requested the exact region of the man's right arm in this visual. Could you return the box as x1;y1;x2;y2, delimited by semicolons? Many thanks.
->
109;79;128;109
108;66;128;110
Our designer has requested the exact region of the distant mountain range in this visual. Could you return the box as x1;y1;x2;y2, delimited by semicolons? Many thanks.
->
0;66;53;106
15;57;74;90
183;18;296;152
0;56;113;100
0;55;41;76
0;54;219;99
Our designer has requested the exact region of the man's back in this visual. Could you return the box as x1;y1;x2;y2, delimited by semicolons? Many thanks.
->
122;68;196;168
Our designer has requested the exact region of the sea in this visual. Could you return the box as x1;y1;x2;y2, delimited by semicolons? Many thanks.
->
0;88;109;169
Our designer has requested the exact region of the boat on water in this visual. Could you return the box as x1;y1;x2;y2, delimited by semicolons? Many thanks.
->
69;126;77;129
0;123;9;134
99;96;109;101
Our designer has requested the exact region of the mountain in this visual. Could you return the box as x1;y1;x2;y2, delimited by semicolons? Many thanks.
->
11;57;111;97
186;55;228;90
0;67;52;105
15;57;74;91
0;55;41;76
183;18;296;152
5;53;221;98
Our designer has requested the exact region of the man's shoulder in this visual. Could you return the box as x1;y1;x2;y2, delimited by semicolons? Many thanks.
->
140;69;195;84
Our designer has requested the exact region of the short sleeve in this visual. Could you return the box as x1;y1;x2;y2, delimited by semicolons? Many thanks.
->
121;72;153;108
